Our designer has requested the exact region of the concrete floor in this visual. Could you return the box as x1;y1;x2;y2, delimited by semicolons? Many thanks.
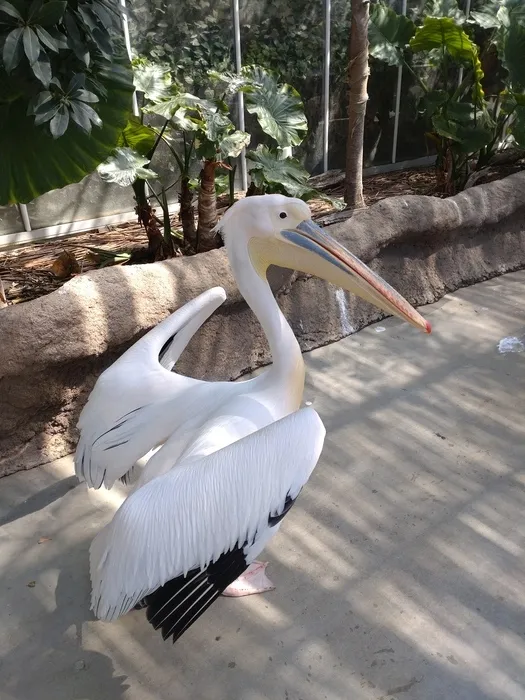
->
1;271;525;700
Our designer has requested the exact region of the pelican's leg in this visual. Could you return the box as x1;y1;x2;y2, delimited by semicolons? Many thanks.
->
221;560;275;597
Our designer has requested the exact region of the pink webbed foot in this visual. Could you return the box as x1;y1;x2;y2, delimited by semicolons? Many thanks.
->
221;561;275;597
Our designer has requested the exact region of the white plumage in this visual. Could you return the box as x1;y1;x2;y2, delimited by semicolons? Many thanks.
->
79;194;431;643
75;286;228;489
90;408;325;622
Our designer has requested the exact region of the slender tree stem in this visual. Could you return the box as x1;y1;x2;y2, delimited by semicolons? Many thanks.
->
345;0;370;209
149;120;169;160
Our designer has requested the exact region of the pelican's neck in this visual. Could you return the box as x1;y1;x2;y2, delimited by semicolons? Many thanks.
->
227;235;304;390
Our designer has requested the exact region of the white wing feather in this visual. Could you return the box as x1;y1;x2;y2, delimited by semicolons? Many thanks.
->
90;407;326;620
75;287;227;490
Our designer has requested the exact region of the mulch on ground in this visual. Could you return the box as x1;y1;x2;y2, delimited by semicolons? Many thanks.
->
0;167;440;306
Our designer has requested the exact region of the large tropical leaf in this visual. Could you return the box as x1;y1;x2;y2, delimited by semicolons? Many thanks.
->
423;89;448;116
431;114;493;151
243;66;307;148
247;145;310;190
445;101;477;123
425;0;466;23
97;147;157;187
146;92;216;120
208;70;256;97
247;145;343;206
469;0;500;28
495;0;525;27
118;117;157;156
219;130;250;158
410;17;485;103
132;58;171;102
368;3;416;66
470;1;525;90
202;110;233;142
0;57;134;204
502;22;525;89
511;105;525;147
470;0;525;29
170;106;200;132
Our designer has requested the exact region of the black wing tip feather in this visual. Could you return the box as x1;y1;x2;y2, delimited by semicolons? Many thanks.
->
120;463;138;486
143;544;248;644
268;491;300;527
159;334;177;364
140;490;303;645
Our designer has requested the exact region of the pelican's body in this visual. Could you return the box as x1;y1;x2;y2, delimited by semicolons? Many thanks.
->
78;195;430;643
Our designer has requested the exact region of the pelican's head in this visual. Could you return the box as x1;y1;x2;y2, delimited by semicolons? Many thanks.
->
219;194;431;334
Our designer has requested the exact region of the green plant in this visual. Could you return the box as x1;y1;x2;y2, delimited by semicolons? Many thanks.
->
0;0;134;204
469;0;525;163
98;59;338;256
97;112;181;260
240;67;340;207
144;82;250;251
246;146;311;197
241;66;307;195
368;0;525;193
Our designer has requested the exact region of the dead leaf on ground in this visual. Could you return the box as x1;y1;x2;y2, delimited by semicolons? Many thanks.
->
51;250;80;279
38;536;51;544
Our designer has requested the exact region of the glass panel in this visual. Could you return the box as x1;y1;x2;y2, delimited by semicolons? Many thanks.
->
395;65;435;162
26;174;136;230
128;0;234;91
326;0;400;172
396;0;469;162
0;206;24;236
128;0;238;191
25;137;184;230
241;0;325;171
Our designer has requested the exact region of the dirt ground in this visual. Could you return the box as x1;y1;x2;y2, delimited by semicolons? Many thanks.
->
0;167;442;306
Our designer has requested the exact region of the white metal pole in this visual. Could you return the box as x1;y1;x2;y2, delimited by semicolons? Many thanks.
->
457;0;472;87
232;0;248;190
322;0;331;172
391;0;407;164
18;204;31;232
119;0;139;116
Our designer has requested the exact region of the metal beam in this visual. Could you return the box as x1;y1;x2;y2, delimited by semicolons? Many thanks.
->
18;204;31;232
232;0;248;190
322;0;332;172
457;0;472;87
391;0;407;164
119;0;139;116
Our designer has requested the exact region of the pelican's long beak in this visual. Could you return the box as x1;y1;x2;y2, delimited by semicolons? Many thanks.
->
279;219;431;334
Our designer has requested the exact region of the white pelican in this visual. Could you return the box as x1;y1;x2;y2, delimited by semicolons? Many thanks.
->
77;194;430;643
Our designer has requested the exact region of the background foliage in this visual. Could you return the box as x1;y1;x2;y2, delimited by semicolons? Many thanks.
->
0;0;134;204
368;0;525;192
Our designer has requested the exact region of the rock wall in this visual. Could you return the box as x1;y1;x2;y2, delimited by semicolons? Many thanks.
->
1;172;525;476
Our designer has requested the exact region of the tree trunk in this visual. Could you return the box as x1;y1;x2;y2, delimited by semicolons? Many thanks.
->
344;0;370;209
132;180;170;261
196;159;219;252
179;174;197;252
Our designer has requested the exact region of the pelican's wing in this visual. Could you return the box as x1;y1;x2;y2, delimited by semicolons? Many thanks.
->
75;287;227;490
90;407;326;642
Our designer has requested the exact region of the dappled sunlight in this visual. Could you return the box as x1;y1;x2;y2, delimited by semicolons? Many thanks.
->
1;272;525;699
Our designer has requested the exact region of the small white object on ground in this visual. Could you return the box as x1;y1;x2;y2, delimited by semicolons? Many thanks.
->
498;336;525;354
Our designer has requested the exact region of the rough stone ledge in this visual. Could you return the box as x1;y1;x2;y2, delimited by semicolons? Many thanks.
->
1;172;524;476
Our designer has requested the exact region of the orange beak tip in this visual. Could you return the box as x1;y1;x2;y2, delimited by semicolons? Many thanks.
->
425;320;432;334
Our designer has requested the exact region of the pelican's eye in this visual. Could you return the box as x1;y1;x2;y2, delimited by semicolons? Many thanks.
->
279;212;287;219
